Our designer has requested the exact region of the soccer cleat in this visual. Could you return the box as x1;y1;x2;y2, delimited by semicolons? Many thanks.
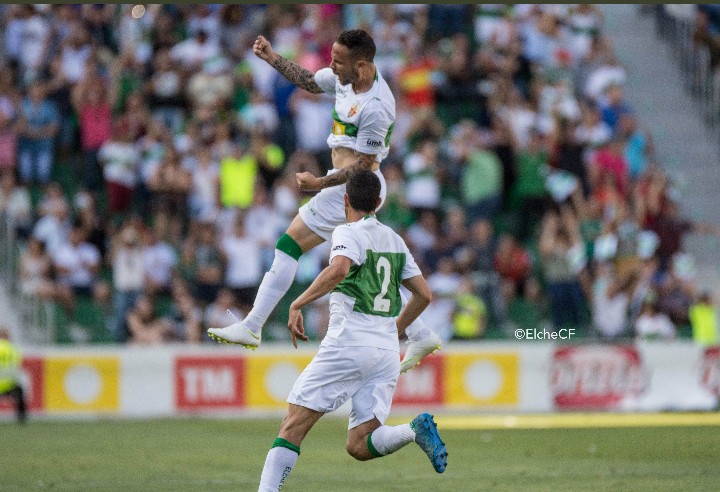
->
411;413;447;473
207;310;261;350
400;333;441;373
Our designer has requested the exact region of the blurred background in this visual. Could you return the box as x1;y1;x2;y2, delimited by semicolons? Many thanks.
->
0;4;719;420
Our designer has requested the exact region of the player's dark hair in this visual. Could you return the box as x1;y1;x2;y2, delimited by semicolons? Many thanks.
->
346;170;381;213
336;29;376;62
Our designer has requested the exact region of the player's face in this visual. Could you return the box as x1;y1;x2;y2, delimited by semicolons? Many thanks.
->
330;42;358;85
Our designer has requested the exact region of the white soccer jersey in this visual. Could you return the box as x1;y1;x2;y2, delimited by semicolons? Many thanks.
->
324;216;421;351
314;67;395;163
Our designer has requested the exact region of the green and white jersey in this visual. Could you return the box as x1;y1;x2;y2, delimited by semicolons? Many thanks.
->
314;67;395;163
325;216;421;351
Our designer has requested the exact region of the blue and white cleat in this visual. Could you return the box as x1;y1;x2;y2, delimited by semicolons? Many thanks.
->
411;413;448;473
207;310;261;350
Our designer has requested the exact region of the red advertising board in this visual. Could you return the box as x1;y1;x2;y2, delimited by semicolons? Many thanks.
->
393;353;443;406
175;356;246;410
701;347;720;396
550;345;645;410
0;357;43;413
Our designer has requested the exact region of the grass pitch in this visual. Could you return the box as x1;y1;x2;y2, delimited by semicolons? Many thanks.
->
2;415;719;491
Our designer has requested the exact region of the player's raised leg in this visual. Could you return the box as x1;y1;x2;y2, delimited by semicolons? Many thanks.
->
346;415;448;474
400;290;442;373
208;216;324;348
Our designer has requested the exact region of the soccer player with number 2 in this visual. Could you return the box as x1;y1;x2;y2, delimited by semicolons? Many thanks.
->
209;29;442;372
256;171;447;491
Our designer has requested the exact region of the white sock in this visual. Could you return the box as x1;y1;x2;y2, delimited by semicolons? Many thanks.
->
368;424;416;457
244;250;298;333
258;441;299;492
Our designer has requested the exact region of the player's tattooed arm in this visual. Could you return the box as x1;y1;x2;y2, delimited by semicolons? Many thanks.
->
254;34;323;94
296;152;376;191
270;54;324;94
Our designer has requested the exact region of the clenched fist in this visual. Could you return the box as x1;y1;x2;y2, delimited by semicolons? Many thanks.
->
253;35;275;63
296;172;322;191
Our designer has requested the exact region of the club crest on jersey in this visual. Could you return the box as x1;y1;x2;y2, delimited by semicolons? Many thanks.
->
348;104;359;118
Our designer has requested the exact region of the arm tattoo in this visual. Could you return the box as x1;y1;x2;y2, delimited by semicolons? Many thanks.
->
318;154;376;189
270;54;324;94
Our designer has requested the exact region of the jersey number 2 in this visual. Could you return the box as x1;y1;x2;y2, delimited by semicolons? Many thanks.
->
373;256;391;313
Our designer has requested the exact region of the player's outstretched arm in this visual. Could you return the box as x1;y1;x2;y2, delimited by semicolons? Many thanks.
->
253;35;324;94
396;275;432;337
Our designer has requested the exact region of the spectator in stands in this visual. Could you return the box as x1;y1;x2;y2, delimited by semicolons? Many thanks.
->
539;209;588;330
147;145;192;238
591;262;637;339
512;129;551;241
461;135;504;222
32;199;70;257
650;199;720;272
126;294;173;345
220;212;262;311
140;224;177;297
657;253;697;327
465;218;506;328
0;104;17;172
424;257;462;342
148;48;186;134
163;280;203;343
73;78;111;190
52;220;105;320
600;83;633;133
109;223;145;342
17;80;59;185
689;292;719;347
19;236;55;302
452;276;487;339
99;119;140;216
403;138;441;212
693;9;720;70
183;221;225;305
617;113;654;181
634;298;676;340
494;233;532;294
0;170;32;238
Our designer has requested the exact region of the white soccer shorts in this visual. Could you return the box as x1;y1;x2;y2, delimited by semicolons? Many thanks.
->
298;169;387;242
287;343;399;429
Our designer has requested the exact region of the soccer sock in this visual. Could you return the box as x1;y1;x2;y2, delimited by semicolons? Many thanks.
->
258;438;300;492
404;314;437;343
243;235;302;333
367;424;416;457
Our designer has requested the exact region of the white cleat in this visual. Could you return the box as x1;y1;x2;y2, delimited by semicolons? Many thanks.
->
400;333;442;373
208;310;261;350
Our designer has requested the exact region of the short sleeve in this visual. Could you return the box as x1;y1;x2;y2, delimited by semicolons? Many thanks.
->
355;99;393;155
401;243;422;280
329;226;362;265
314;68;336;95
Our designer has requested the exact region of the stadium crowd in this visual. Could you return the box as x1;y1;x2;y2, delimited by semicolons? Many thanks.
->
0;4;717;346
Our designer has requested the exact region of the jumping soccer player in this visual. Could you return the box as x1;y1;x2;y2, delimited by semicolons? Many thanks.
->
209;29;441;372
256;171;447;491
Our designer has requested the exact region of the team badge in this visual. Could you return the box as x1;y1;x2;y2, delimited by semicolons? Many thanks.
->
348;104;359;117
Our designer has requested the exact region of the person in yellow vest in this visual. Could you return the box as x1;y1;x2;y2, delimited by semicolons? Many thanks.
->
689;292;719;347
0;327;26;423
452;278;487;339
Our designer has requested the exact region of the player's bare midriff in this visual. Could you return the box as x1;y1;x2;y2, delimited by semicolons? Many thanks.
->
332;147;381;172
